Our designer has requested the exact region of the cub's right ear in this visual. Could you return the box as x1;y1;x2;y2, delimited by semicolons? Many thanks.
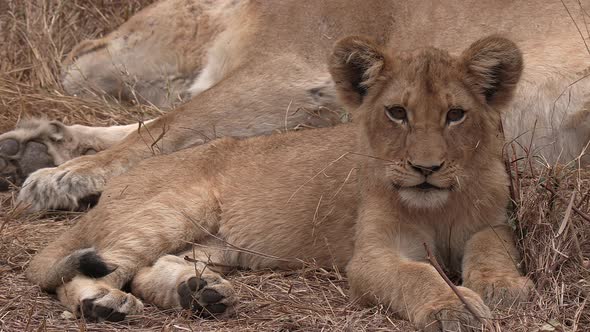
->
329;36;388;110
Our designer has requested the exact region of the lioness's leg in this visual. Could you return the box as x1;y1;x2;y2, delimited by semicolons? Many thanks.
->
462;225;533;308
0;119;152;191
18;59;339;212
131;247;237;317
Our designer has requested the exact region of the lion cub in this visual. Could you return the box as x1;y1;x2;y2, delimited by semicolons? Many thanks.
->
27;35;531;331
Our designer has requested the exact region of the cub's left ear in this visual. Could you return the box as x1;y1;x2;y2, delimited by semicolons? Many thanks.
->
329;36;388;110
461;35;523;109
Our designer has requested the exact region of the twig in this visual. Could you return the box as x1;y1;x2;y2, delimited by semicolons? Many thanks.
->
423;243;486;325
504;155;516;203
511;143;521;201
182;211;297;263
500;120;516;203
541;184;590;222
183;256;235;270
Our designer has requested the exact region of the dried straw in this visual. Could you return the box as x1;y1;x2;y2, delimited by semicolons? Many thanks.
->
0;1;588;331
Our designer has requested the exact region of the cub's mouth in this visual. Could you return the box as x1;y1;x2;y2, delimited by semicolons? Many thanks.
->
411;182;443;190
395;181;452;208
392;181;450;191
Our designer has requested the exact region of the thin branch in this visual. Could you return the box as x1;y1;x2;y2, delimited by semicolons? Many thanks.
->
423;243;487;325
183;256;236;270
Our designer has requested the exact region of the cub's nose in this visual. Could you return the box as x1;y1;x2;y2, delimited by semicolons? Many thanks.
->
408;161;444;176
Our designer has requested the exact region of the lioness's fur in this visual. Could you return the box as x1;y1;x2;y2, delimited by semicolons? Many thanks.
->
1;0;589;212
27;35;531;331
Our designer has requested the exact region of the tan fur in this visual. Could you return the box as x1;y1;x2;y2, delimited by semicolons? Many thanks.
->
0;119;155;190
0;0;588;211
27;36;531;330
60;0;237;108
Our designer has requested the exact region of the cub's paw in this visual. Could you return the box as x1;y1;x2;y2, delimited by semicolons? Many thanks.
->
464;275;533;309
177;274;237;318
0;119;95;192
416;287;492;332
17;156;106;212
79;288;144;322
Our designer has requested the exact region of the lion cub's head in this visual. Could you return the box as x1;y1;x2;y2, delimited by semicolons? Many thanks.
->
329;35;523;209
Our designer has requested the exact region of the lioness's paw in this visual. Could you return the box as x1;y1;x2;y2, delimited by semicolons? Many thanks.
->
17;157;106;212
0;136;55;191
177;275;237;318
465;275;533;308
416;287;492;332
79;288;143;322
0;119;96;192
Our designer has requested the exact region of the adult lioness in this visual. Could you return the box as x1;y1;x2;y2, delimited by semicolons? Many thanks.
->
27;35;531;331
0;0;589;211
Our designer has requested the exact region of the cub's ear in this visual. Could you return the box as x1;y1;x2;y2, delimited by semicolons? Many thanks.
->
461;35;523;109
329;36;388;109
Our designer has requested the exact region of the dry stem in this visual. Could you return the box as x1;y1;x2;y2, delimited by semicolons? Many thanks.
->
423;243;488;326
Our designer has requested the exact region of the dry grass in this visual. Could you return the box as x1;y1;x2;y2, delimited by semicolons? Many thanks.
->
0;0;164;133
0;1;588;331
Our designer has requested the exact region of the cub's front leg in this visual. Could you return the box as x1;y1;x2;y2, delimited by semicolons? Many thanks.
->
347;206;491;332
462;225;533;309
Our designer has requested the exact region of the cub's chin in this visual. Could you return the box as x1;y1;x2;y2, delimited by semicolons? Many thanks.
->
398;187;450;209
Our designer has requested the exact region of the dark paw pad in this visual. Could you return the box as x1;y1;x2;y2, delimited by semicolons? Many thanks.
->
0;139;19;156
193;302;228;318
0;140;55;192
202;303;227;315
178;277;206;309
200;288;224;303
19;141;55;176
177;278;228;317
81;299;126;322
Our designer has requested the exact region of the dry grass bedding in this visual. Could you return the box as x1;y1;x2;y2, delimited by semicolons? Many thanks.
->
0;1;588;331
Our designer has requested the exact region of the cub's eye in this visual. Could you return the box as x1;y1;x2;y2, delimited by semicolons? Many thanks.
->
385;106;407;122
446;108;465;124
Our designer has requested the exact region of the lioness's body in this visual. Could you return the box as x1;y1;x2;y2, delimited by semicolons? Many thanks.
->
0;0;589;210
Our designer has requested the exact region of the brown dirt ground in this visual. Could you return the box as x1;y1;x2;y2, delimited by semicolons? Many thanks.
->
0;1;588;331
